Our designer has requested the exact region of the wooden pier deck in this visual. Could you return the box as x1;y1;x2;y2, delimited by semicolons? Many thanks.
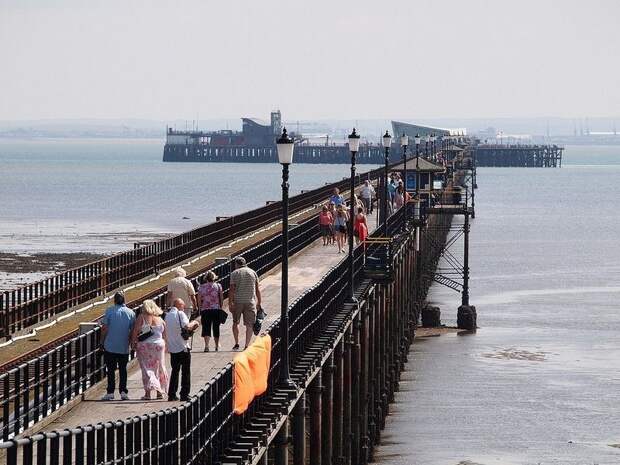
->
25;215;377;434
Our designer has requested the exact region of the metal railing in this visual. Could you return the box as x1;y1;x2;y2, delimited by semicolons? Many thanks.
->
0;205;409;464
0;164;389;340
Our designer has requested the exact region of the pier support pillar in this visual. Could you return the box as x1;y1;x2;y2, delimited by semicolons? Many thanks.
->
332;341;344;465
322;356;334;465
309;372;323;465
457;305;477;330
351;318;362;465
275;419;289;465
343;328;352;465
293;394;305;465
421;305;441;327
360;301;370;465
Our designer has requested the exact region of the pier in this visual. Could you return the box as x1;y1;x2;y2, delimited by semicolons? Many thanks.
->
163;137;562;168
0;147;477;465
473;144;563;167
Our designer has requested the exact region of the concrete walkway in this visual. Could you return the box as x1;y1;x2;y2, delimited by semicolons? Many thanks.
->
38;213;377;432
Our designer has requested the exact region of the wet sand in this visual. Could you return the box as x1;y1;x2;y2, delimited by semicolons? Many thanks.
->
0;231;171;291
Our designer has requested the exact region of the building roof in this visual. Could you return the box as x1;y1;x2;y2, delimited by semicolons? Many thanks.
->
242;117;271;128
391;121;467;138
390;156;445;173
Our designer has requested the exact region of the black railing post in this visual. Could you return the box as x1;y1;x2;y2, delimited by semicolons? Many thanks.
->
279;162;295;389
383;146;390;237
462;192;470;307
347;148;358;304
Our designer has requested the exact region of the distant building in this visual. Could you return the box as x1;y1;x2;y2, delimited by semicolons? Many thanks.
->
166;110;282;147
391;121;466;140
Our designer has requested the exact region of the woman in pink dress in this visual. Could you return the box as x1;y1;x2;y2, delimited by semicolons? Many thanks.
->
130;299;169;400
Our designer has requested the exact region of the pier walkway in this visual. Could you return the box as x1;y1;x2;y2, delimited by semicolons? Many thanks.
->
24;214;377;435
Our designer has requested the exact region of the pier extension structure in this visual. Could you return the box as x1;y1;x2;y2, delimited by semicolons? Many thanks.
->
0;144;477;465
473;144;563;167
163;118;561;168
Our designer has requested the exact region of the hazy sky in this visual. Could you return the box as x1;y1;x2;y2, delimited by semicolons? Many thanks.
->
1;0;619;121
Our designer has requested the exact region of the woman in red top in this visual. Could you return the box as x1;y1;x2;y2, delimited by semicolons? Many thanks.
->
319;205;333;246
353;207;368;244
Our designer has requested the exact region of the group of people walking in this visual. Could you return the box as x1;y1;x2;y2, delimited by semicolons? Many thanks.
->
319;175;411;253
319;186;370;253
100;257;261;402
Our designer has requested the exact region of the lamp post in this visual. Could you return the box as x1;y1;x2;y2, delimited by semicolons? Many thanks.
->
430;133;437;162
347;128;360;304
424;134;430;159
276;127;296;389
382;131;392;237
414;134;421;220
400;133;408;231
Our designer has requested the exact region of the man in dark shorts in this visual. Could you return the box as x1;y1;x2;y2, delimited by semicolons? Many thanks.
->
229;256;261;350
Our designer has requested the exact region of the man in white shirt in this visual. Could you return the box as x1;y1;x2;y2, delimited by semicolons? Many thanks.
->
164;298;199;401
167;267;197;317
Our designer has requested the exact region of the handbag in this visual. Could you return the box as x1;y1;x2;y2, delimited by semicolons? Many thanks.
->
137;321;153;342
177;311;195;341
218;309;228;324
252;306;267;336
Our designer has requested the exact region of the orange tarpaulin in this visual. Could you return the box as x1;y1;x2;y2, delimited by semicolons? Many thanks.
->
233;334;272;415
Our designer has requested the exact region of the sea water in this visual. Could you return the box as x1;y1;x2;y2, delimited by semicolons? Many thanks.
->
371;147;620;464
0;138;373;253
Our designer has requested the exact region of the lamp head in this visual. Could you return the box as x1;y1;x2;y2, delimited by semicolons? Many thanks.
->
382;130;392;148
400;133;409;148
348;128;361;153
414;133;421;145
276;127;294;164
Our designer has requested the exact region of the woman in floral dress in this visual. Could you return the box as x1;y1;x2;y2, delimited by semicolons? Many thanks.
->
130;299;169;400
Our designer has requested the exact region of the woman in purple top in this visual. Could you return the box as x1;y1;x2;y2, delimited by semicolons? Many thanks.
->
197;271;224;352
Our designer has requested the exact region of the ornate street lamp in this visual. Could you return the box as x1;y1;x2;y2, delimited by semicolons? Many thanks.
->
382;130;392;237
347;128;360;304
414;134;421;220
424;134;430;159
430;133;437;161
276;127;296;389
400;133;408;230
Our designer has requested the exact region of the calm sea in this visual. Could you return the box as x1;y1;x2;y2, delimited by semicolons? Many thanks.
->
372;145;620;464
0;138;374;253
